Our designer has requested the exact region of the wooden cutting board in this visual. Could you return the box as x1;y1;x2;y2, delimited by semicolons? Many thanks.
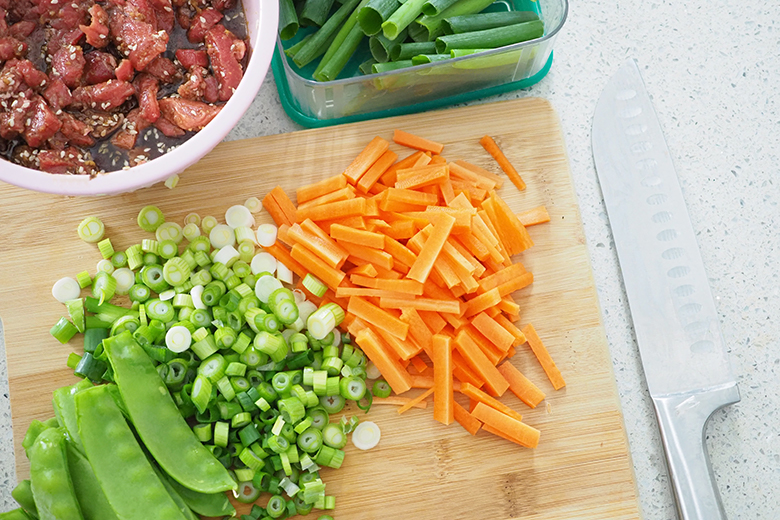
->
0;97;642;520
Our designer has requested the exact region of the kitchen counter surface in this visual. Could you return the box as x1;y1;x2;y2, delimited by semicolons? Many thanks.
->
2;0;778;517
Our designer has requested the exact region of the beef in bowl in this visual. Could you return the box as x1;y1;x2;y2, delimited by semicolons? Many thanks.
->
0;0;250;175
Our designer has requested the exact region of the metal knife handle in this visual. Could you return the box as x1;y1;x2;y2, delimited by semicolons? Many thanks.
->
652;383;740;520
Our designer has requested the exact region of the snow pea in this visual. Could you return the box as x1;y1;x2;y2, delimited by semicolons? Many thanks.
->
103;331;236;493
52;379;93;451
0;509;33;519
10;480;37;519
65;442;119;520
28;428;83;520
164;474;236;517
21;418;58;458
74;385;188;520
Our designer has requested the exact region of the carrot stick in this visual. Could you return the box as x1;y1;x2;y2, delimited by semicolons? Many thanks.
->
487;192;534;255
289;244;346;290
517;205;550;227
375;326;420;361
409;355;429;374
452;159;505;188
297;186;356;210
395;164;449;190
471;312;515;352
397;388;434;414
343;136;390;184
357;149;398;194
263;189;294;227
343;243;394;271
355;328;413;394
464;287;501;318
497;362;546;409
287;223;348;270
448;161;497;191
417;310;447;335
432;334;454;425
349;275;423;295
335;287;409;299
521;324;565;390
330;224;385;249
348;297;409;341
453;401;482;435
263;242;308;280
410;374;435;388
373;396;428;409
407;214;456;284
479;135;526;191
451;351;484;389
494;314;527;347
478;262;527;292
380;150;427;187
384;187;438;207
296;198;367;223
296;174;348;204
438;178;455;204
346;263;378;278
454;330;509;396
400;308;434;356
472;402;539;448
393;129;444;154
378;297;461;315
463;326;503;366
496;272;534;298
384;220;417;240
458;382;523;422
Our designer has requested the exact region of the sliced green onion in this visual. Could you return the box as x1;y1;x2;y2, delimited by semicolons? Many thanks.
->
319;394;345;414
340;376;367;401
189;236;211;254
234;467;256;483
237;241;255;263
165;325;192;353
214;245;240;268
244;197;262;213
75;271;92;289
96;258;114;274
210;224;236;249
276;261;293;284
129;284;151;303
182;223;201;242
158;240;178;259
64;298;85;333
92;271;116;305
234;480;262;504
307;303;345;340
251;253;277;276
352;420;381;450
156;222;184;244
321;423;347;449
184;212;200;226
255;224;278;247
111;251;127;268
225;205;255;229
191;375;212;413
372;379;392;398
278;396;306;424
193;423;212;443
442;10;539;34
301;274;327;298
199;353;227;383
163;257;193;286
145;298;175;322
112;268;135;295
142;238;160;255
434;20;545;54
97;238;114;259
77;216;105;243
52;277;81;303
50;317;78;344
137;205;165;232
266;494;286;518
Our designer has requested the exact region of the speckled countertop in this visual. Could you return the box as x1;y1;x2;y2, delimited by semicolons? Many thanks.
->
2;0;779;517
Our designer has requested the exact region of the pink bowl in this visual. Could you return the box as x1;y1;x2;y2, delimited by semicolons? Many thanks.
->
0;1;279;196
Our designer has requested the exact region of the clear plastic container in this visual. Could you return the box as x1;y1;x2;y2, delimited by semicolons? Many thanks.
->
272;0;568;127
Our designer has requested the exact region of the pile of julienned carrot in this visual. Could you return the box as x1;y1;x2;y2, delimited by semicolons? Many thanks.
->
261;129;565;449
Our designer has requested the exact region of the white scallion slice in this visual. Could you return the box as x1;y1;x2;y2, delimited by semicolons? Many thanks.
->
165;325;192;353
201;216;218;234
77;216;105;243
250;252;277;275
244;197;262;213
297;300;318;325
276;261;293;284
292;289;306;304
183;223;201;241
352;421;381;450
255;224;278;247
225;205;255;229
255;274;283;304
159;289;176;301
288;316;305;332
52;277;81;303
365;361;382;380
96;259;115;274
164;174;179;189
191;285;206;310
210;224;236;249
184;213;201;226
156;222;184;244
213;245;240;267
113;268;135;295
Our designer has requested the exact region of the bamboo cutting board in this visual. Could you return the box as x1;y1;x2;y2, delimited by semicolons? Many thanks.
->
0;97;642;519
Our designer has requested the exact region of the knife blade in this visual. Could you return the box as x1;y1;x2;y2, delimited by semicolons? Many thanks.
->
592;59;740;520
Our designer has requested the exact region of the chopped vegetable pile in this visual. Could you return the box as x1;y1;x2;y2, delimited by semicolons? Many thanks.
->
5;128;567;520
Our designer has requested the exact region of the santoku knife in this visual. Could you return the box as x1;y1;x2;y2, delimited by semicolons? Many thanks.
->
591;59;740;520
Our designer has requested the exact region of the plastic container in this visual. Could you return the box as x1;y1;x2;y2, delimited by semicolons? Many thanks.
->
273;0;568;127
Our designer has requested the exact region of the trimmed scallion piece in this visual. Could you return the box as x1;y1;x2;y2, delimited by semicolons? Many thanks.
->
372;60;413;73
50;317;78;344
97;238;114;259
92;271;116;305
381;0;426;40
292;0;361;68
77;216;105;243
411;53;451;64
358;0;400;36
409;0;494;41
391;40;436;60
52;277;81;303
422;0;459;16
435;20;545;53
442;10;539;34
312;0;370;81
279;0;299;40
137;205;165;232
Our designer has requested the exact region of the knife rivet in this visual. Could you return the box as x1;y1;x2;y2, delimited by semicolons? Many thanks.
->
674;284;695;297
652;211;673;224
625;124;648;136
619;106;643;118
641;176;663;187
657;229;678;241
616;89;637;100
647;194;667;205
667;266;691;278
662;247;685;260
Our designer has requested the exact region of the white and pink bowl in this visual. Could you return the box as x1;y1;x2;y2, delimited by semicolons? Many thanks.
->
0;1;278;196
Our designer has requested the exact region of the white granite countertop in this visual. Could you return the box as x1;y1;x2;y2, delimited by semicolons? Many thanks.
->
2;0;779;517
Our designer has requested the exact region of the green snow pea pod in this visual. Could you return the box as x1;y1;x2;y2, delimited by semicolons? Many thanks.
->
164;474;236;517
64;442;119;520
103;331;236;493
151;464;199;520
10;480;38;519
74;385;188;520
21;419;58;458
52;379;93;451
0;509;33;519
28;428;83;520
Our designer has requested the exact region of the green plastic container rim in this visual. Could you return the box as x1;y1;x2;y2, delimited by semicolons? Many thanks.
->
271;49;555;129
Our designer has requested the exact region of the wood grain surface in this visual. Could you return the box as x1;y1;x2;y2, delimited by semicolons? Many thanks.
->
0;97;642;519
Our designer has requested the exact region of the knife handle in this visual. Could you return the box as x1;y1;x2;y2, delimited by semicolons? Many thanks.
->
652;383;740;520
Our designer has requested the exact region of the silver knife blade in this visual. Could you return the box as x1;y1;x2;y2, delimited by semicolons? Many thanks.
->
592;59;740;520
592;59;736;397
